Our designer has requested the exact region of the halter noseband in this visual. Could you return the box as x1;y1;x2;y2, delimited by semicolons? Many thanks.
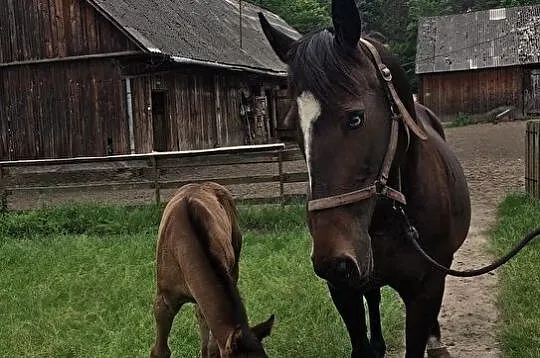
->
307;38;428;212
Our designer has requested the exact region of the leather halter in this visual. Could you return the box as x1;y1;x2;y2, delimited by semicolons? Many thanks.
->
307;38;428;212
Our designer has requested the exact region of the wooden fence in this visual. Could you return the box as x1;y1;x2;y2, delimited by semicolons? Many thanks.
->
526;120;540;199
0;144;308;210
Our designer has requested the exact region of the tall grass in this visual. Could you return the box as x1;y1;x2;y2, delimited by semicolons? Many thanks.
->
490;193;540;358
0;203;404;357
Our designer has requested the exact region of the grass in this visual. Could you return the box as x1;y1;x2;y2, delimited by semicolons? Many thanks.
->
490;192;540;358
0;204;404;358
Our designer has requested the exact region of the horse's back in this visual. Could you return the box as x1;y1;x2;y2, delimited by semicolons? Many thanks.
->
415;102;446;141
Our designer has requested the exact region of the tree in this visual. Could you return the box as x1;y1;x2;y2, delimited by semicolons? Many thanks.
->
248;0;331;33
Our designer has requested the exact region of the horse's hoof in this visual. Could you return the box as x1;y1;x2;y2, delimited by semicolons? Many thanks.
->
427;346;452;358
150;345;171;358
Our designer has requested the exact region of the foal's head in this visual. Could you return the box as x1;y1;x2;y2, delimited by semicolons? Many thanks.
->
208;315;275;358
260;0;414;287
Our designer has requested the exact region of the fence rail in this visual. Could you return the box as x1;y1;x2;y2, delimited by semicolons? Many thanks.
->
0;144;308;210
526;120;540;199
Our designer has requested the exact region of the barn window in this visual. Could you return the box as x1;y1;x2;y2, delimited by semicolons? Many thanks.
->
489;8;506;20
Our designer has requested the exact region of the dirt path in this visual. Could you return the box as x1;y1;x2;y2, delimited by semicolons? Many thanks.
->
393;121;526;358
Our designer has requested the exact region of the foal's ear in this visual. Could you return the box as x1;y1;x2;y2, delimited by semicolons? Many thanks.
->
258;12;295;63
332;0;362;50
251;314;275;341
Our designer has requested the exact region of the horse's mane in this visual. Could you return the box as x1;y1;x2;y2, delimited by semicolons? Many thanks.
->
287;28;416;119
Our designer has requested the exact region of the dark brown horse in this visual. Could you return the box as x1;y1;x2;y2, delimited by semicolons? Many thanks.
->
150;182;274;358
259;1;472;357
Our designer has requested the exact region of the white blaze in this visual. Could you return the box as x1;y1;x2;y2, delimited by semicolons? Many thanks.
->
297;91;321;190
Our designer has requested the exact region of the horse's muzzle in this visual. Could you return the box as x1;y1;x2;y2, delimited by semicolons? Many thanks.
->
312;253;371;286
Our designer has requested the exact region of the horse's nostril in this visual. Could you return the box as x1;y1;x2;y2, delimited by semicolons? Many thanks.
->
332;256;361;280
313;255;365;283
334;259;349;276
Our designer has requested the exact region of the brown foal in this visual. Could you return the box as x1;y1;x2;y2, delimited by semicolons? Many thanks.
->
150;182;274;358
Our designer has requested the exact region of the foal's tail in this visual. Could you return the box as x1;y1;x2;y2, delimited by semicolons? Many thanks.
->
185;196;236;278
184;195;247;318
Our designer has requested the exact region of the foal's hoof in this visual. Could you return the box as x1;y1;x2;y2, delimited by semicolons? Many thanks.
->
427;347;452;358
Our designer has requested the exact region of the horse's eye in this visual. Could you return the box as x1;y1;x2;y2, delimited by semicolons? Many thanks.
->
347;111;365;129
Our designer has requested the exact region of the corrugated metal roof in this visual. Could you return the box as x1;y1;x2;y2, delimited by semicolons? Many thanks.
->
416;4;540;74
87;0;300;75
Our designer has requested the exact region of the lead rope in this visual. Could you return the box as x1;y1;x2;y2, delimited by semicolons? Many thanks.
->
397;207;540;277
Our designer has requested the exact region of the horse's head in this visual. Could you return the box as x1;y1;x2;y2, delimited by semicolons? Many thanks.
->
208;315;275;358
260;0;416;287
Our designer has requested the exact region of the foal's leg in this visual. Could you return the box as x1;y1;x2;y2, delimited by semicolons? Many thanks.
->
400;275;447;358
150;293;184;358
195;306;211;357
365;288;386;357
328;284;377;358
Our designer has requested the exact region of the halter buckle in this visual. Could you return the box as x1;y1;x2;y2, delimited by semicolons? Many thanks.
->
375;180;387;195
379;65;392;82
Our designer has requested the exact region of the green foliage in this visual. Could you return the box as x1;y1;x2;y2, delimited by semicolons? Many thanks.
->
490;192;540;358
0;204;405;357
448;112;474;127
249;0;331;34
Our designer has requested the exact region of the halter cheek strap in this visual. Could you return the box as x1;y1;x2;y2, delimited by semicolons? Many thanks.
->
359;39;428;141
307;38;427;212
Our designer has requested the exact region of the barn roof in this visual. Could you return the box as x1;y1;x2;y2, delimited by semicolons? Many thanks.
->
416;4;540;74
87;0;300;76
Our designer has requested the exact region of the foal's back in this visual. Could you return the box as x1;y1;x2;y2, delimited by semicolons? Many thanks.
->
155;182;241;298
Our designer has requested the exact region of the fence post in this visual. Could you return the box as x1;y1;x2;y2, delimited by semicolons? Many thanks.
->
526;120;540;199
0;165;7;212
151;155;161;205
278;148;285;206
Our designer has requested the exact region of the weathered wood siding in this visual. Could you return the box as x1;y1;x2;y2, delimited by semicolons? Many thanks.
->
1;58;129;160
418;66;524;119
0;0;137;63
131;69;278;152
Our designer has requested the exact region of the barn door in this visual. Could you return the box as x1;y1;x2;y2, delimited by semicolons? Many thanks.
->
151;91;169;152
526;69;540;115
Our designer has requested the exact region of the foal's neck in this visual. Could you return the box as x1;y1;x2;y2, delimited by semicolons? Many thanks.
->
196;273;252;351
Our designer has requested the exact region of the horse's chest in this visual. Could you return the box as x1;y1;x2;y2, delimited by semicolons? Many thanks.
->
371;234;428;286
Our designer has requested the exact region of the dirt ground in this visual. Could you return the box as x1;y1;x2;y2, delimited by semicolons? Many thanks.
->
391;120;526;358
433;121;525;358
6;121;527;357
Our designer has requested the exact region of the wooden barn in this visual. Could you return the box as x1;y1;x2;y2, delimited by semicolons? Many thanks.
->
0;0;299;161
416;5;540;120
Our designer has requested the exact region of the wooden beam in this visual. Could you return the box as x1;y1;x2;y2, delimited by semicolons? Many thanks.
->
0;51;142;68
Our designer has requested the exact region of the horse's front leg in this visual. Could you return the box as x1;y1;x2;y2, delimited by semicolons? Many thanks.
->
365;288;386;357
399;273;450;358
328;283;377;358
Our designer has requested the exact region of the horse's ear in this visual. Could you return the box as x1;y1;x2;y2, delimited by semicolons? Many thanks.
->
251;314;275;341
332;0;362;50
258;12;295;63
